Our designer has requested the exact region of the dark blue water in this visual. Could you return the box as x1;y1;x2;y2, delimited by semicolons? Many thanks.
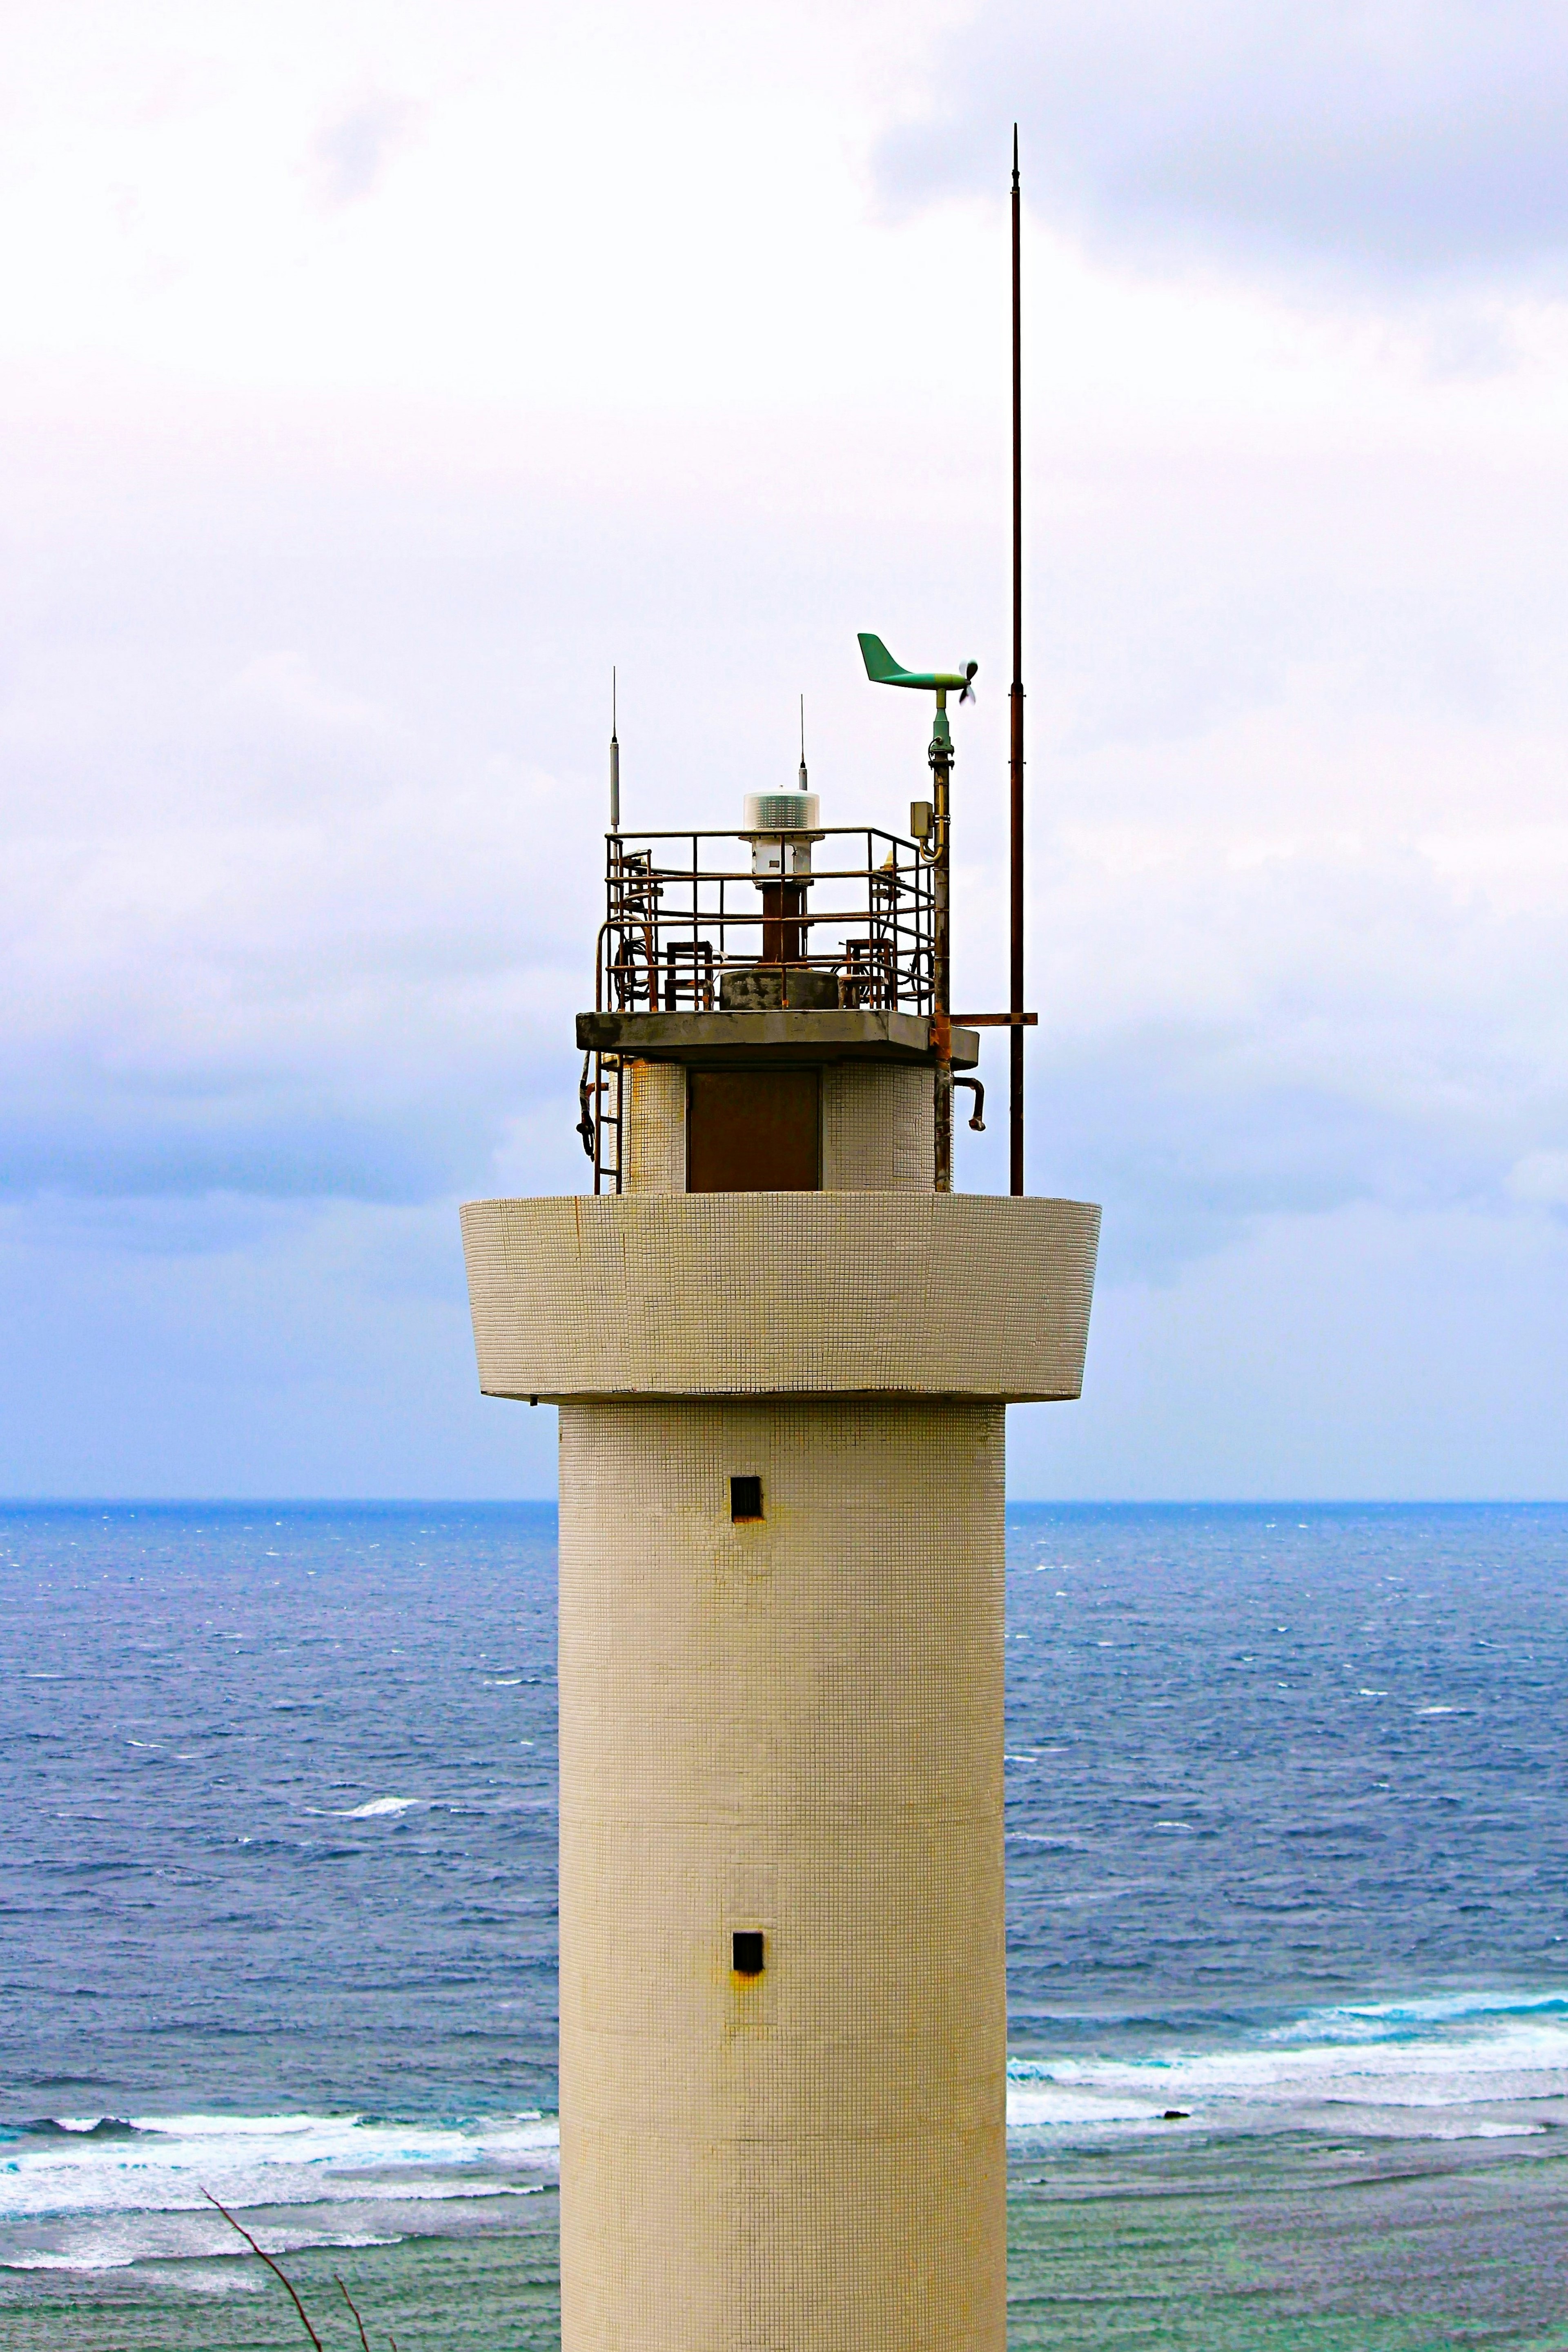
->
0;1503;561;2118
1002;1503;1568;2038
3;1501;1567;2346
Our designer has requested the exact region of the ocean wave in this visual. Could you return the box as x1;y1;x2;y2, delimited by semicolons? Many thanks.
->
0;2109;559;2230
9;1993;1568;2254
4;2251;140;2273
0;2204;416;2280
1006;1994;1568;2140
299;1796;422;1819
1270;1988;1568;2038
17;2118;143;2142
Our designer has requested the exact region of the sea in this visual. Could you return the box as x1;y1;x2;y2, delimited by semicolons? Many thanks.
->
2;1500;1567;2350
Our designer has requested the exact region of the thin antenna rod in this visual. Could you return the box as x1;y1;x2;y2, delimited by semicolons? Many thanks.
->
799;693;807;789
610;666;620;833
1008;124;1026;1196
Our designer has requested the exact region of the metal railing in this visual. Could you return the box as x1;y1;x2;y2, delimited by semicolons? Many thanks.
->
596;827;933;1016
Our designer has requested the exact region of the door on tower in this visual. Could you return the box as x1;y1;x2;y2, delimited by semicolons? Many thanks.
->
686;1067;821;1192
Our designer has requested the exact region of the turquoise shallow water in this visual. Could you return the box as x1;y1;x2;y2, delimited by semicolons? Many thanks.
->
3;1501;1568;2348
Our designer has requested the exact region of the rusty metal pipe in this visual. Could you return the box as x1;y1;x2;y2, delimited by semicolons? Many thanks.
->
1009;125;1027;1198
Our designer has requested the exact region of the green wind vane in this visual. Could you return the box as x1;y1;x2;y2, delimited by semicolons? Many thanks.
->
856;633;978;1187
855;633;977;699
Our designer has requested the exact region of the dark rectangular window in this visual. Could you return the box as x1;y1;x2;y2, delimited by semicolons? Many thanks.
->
732;1930;765;1977
731;1475;763;1523
688;1066;820;1192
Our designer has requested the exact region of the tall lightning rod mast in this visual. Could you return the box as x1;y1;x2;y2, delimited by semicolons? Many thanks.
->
1009;125;1026;1196
610;666;621;833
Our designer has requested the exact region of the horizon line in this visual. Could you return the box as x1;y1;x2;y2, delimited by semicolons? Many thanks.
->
2;1495;1566;1511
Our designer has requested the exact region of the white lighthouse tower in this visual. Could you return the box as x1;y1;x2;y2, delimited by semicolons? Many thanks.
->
461;661;1097;2352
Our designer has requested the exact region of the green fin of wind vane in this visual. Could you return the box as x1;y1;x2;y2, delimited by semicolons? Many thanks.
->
858;633;977;697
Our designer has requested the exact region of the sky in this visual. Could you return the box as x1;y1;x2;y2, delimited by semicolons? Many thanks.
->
4;0;1568;1499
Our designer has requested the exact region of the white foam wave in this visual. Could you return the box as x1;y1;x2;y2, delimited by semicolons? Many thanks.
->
1007;1996;1568;2143
0;2209;410;2280
0;2110;558;2230
305;1796;422;1818
1274;1988;1568;2039
128;2262;265;2294
13;1993;1564;2258
4;2251;136;2272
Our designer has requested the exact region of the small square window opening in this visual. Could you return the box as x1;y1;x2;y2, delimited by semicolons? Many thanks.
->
731;1476;763;1523
732;1930;766;1976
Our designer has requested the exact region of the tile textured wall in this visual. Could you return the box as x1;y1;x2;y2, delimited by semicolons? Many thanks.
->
461;1192;1100;1403
623;1060;688;1193
822;1062;933;1189
467;1045;1098;2352
558;1396;1007;2352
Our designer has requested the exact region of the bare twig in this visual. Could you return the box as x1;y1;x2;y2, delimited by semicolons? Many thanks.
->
336;2273;373;2352
201;2188;324;2350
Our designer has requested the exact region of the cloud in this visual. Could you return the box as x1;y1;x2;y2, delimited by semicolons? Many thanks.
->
0;492;601;1206
1506;1148;1568;1205
5;2;1568;1495
1018;809;1568;1282
1012;1198;1568;1499
0;1194;561;1497
311;96;421;208
881;1;1568;282
220;649;391;736
7;393;1568;1262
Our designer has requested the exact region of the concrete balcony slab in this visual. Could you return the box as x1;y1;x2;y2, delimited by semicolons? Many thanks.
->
576;1009;981;1070
461;1192;1100;1405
